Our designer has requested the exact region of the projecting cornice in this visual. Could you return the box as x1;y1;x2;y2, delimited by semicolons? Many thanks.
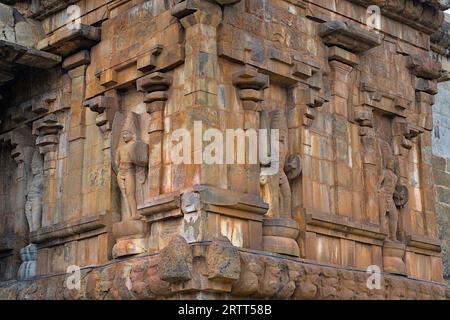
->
348;0;445;34
431;14;450;57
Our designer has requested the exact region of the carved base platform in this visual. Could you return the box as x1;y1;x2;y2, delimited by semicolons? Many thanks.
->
1;239;448;300
383;241;407;276
112;220;148;258
262;218;300;257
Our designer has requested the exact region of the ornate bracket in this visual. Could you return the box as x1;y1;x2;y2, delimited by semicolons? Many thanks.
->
33;114;63;176
83;95;118;133
137;72;172;133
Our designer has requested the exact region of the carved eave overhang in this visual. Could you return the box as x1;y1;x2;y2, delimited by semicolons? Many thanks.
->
348;0;445;34
0;39;61;87
36;24;101;57
2;0;78;20
407;54;442;79
171;0;241;19
431;14;450;57
320;21;383;54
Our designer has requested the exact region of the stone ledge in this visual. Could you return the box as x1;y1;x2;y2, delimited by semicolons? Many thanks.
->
305;210;387;241
139;186;268;223
139;192;182;223
406;234;442;252
0;39;61;86
30;214;109;246
0;40;61;68
320;21;383;54
36;24;101;57
0;239;448;300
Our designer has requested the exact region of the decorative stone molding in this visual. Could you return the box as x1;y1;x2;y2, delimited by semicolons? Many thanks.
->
139;185;268;251
30;214;108;247
305;210;387;242
1;240;448;300
138;192;182;223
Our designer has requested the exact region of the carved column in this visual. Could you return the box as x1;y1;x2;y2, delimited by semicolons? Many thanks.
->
33;114;63;228
83;92;119;220
137;72;172;198
232;66;268;195
62;50;90;222
172;0;225;188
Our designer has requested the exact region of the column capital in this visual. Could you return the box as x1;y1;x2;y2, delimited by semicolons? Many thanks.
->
171;0;223;28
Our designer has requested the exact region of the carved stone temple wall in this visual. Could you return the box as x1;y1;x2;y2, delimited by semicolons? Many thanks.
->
431;12;450;290
0;0;449;300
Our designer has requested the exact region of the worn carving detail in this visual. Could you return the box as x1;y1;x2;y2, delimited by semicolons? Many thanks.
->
206;236;241;282
157;236;193;284
17;244;37;280
378;141;400;242
25;151;43;233
113;113;148;220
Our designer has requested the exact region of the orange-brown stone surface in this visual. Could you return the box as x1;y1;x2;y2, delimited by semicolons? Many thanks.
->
0;0;449;299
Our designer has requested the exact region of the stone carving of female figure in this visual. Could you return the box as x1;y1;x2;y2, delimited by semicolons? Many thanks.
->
25;151;43;232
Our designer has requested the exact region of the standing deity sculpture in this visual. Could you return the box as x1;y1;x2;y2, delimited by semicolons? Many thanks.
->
25;151;43;233
259;108;302;257
377;141;400;242
260;109;301;219
114;112;149;220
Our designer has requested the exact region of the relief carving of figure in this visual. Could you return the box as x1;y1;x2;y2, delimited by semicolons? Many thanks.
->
114;112;148;220
377;142;399;242
25;151;43;232
260;109;301;219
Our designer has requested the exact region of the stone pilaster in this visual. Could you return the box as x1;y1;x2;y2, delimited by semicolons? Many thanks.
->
62;50;90;222
172;0;225;187
33;114;63;228
232;66;268;195
137;72;172;197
